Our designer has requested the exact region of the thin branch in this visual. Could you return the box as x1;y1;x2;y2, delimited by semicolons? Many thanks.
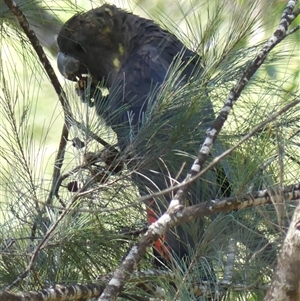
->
137;96;300;204
0;270;173;301
286;24;300;36
5;202;74;289
184;183;300;220
0;266;274;301
291;6;300;18
171;0;299;208
2;0;73;207
70;117;114;148
2;0;70;112
1;283;105;301
54;90;300;213
95;181;300;301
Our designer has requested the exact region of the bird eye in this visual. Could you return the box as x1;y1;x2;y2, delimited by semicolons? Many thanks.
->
74;43;85;53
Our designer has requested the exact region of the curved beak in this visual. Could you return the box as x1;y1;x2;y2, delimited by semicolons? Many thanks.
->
57;51;82;81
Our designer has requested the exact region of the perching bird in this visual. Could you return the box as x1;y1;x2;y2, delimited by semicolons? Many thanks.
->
57;4;229;268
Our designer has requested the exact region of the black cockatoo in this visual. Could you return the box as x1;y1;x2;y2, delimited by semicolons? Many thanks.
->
57;4;229;267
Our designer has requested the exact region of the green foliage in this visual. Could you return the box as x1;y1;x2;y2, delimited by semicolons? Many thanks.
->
0;0;299;300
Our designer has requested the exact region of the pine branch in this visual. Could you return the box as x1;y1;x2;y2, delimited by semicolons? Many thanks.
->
6;176;296;299
0;270;173;301
172;0;299;208
0;283;105;301
0;265;274;300
97;1;299;300
138;96;300;205
184;183;300;218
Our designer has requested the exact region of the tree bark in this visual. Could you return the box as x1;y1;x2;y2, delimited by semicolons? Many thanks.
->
264;202;300;301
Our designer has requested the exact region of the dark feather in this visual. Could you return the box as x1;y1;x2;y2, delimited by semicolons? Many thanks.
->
57;4;230;268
